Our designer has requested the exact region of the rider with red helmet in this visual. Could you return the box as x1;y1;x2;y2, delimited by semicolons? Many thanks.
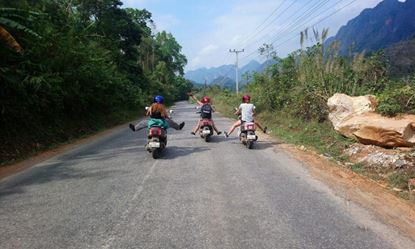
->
224;94;267;137
188;93;222;135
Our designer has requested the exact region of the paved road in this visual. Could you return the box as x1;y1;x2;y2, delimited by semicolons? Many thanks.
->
0;101;413;249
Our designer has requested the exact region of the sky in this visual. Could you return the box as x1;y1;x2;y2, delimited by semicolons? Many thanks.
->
122;0;390;71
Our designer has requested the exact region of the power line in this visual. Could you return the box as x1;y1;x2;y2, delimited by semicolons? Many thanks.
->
272;0;358;52
212;0;291;84
240;0;331;61
240;0;357;63
241;0;298;48
213;0;358;88
212;0;303;85
270;0;343;46
239;0;289;47
243;0;324;50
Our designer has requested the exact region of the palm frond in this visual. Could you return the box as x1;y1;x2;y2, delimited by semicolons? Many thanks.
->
0;25;23;53
0;7;42;16
0;17;41;38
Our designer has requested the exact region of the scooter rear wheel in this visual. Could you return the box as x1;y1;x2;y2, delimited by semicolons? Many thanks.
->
152;149;160;159
246;140;253;149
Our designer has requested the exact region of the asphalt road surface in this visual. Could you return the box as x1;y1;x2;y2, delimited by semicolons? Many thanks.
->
0;101;413;249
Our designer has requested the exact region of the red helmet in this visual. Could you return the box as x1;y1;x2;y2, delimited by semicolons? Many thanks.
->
201;96;211;103
242;95;251;103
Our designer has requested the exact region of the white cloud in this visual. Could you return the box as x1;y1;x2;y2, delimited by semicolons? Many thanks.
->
154;14;181;32
187;0;282;70
200;44;219;55
121;0;149;7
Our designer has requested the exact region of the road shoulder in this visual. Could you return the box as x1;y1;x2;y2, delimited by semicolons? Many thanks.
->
257;132;415;242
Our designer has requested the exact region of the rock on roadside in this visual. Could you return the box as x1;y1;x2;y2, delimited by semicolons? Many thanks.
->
328;93;415;147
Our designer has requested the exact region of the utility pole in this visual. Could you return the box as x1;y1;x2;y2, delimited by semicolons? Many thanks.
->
229;49;244;95
204;78;207;95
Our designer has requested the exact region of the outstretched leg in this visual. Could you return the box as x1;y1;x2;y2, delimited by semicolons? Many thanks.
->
129;121;146;132
211;120;222;135
224;120;241;137
167;118;185;130
254;121;267;133
191;120;201;135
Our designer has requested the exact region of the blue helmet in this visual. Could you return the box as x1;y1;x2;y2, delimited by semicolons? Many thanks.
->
153;95;164;104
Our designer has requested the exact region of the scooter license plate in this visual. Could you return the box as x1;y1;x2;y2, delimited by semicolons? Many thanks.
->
247;134;256;140
148;142;160;148
202;130;211;135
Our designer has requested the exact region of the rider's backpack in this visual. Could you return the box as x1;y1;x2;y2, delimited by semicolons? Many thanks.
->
200;104;212;119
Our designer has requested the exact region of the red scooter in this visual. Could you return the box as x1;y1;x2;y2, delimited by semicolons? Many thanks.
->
239;121;257;149
199;119;214;142
146;126;167;159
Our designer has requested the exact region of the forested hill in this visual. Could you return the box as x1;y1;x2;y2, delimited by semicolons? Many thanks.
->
0;0;192;163
327;0;415;55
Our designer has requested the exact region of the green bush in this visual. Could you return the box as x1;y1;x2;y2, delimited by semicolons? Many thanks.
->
377;85;415;116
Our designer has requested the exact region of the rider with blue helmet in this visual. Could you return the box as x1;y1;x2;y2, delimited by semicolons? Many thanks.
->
129;95;185;131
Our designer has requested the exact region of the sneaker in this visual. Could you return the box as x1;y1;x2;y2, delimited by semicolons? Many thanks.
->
217;131;222;135
190;131;196;135
263;126;267;134
224;132;229;138
179;122;185;130
129;123;135;132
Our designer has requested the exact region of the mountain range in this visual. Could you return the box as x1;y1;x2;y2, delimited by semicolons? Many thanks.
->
185;59;276;87
326;0;415;55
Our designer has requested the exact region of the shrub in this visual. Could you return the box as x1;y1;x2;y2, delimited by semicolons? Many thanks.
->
377;85;415;116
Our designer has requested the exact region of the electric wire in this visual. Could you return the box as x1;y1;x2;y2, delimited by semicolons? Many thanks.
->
206;0;358;87
240;0;334;61
239;0;357;62
272;0;358;53
241;0;298;48
243;0;326;51
240;0;289;47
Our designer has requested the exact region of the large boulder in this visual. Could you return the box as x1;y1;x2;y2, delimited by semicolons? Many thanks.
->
328;93;415;147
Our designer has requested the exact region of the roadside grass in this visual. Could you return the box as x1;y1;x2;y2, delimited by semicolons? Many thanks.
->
388;171;414;190
351;163;366;174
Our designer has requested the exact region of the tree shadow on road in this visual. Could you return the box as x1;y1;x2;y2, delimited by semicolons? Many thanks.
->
207;135;228;143
253;141;279;150
0;137;145;199
161;146;209;159
0;160;130;199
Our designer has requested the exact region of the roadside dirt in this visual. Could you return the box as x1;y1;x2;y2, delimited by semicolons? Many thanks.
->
258;132;415;242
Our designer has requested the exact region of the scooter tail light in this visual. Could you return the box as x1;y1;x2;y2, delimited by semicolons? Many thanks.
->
149;128;161;136
202;119;213;126
246;124;255;130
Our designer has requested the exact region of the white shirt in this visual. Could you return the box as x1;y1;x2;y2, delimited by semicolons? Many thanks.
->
239;103;255;122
